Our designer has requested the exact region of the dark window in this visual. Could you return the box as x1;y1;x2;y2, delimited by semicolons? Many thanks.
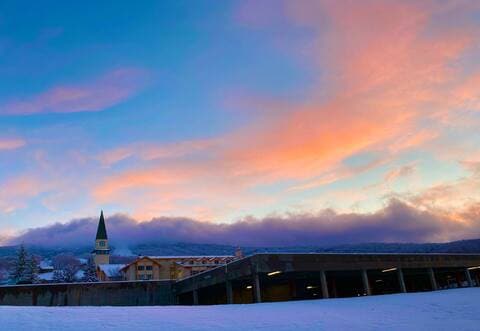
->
99;241;106;247
146;265;153;271
137;265;145;271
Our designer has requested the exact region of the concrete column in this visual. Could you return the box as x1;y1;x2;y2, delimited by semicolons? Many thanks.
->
289;279;297;299
465;268;473;287
361;269;371;295
226;280;233;304
320;270;329;299
428;268;438;291
192;289;199;305
397;268;407;293
253;273;262;303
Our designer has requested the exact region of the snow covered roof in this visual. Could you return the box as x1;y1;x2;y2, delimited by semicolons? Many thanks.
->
119;256;235;272
38;272;54;281
39;261;53;270
147;255;235;259
78;258;88;265
75;269;85;280
176;261;226;267
98;264;126;277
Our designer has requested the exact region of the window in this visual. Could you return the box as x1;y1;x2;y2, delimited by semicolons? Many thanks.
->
137;265;145;271
146;265;153;271
214;260;219;264
99;241;106;247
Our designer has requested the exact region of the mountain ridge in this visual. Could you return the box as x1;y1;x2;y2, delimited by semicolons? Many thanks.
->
2;238;480;258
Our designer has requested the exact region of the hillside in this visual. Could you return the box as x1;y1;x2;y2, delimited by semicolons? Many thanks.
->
2;238;480;258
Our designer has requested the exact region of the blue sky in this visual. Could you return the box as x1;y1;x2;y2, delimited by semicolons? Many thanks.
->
1;0;480;244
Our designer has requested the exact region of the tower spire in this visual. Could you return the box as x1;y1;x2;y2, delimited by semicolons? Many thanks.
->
96;210;108;240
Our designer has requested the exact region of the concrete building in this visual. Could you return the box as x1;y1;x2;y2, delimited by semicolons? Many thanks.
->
92;211;110;266
174;253;480;305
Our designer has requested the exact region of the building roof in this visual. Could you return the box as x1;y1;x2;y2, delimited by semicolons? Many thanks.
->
96;210;108;240
119;256;162;272
119;255;235;272
147;255;234;259
98;264;125;278
39;260;54;271
38;272;54;281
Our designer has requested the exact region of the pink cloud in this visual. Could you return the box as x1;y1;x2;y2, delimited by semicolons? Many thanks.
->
0;138;25;150
0;68;148;115
0;176;44;213
98;139;218;167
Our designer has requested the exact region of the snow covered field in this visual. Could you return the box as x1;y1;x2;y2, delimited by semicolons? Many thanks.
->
1;288;478;331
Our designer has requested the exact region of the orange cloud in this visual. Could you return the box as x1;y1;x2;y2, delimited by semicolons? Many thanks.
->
218;0;477;183
92;1;480;220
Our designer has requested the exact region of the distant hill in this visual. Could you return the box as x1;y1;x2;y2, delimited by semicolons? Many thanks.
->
2;238;480;259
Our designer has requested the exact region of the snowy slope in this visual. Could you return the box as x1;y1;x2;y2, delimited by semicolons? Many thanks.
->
0;288;478;331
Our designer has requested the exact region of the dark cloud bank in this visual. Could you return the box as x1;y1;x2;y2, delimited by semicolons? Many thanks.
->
9;199;480;248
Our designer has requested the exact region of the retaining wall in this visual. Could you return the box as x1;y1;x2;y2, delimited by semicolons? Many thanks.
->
0;280;175;306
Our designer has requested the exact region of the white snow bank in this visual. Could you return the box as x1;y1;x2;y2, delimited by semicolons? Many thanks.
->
1;288;479;331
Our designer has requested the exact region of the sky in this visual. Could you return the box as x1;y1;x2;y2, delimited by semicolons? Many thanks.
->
1;0;480;246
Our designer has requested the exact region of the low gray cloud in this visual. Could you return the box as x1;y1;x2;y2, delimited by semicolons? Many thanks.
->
8;199;480;248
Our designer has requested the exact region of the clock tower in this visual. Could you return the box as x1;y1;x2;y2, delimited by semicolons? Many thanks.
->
93;210;110;266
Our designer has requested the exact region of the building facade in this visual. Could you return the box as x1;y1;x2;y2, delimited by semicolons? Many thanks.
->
120;255;239;281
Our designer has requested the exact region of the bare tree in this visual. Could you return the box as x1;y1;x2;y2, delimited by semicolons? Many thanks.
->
52;254;81;270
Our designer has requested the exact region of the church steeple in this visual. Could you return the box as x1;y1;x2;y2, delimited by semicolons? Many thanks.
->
96;210;108;240
93;210;110;266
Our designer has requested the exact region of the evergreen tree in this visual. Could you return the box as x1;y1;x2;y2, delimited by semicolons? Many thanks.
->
24;255;39;284
10;244;28;284
82;260;98;282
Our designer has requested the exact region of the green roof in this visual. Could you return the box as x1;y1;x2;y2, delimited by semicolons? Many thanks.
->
96;210;108;240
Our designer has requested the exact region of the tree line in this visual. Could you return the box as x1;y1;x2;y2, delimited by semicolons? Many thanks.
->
8;244;98;285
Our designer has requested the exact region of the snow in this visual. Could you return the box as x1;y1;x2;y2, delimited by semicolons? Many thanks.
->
74;270;85;280
147;255;235;259
0;288;479;331
78;258;88;265
97;264;125;277
39;261;53;271
37;272;54;281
